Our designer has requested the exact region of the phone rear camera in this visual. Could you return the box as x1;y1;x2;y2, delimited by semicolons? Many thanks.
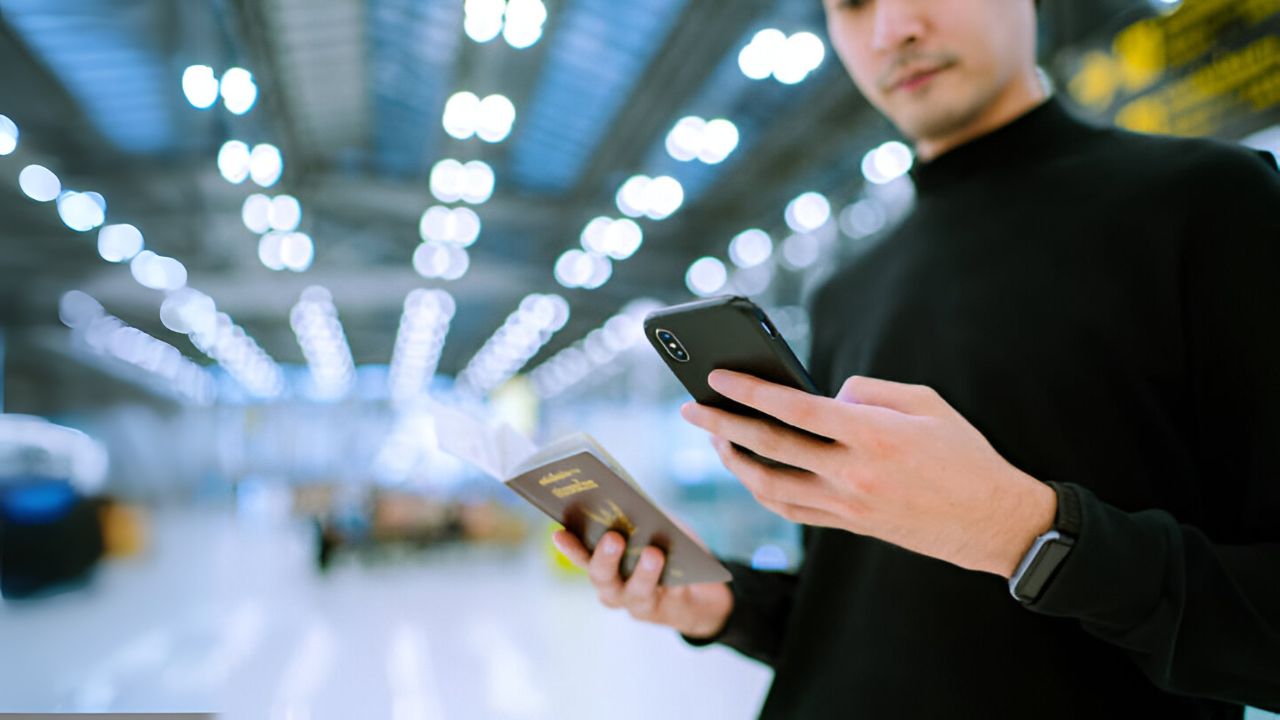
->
654;328;690;363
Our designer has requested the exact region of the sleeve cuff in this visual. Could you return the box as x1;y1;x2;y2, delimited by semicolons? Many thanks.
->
679;559;754;648
1022;482;1178;630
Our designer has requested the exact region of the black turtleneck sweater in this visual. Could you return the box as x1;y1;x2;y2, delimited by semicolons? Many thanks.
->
683;97;1280;719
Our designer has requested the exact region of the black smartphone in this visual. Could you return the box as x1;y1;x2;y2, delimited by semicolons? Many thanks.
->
644;295;831;469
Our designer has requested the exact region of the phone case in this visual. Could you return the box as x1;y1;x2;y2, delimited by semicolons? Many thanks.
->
643;296;828;468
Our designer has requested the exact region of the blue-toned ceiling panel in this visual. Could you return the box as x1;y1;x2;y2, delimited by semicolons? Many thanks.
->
368;0;462;178
0;0;179;155
508;0;688;194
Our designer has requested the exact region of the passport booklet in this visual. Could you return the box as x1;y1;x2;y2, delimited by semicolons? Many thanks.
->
427;399;731;586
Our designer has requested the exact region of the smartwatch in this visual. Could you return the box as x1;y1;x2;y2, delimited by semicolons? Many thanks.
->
1007;481;1080;605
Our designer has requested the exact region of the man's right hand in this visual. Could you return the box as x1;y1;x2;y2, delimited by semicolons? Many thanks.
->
551;529;733;640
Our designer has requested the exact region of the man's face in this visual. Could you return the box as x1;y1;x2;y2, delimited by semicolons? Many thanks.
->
823;0;1037;143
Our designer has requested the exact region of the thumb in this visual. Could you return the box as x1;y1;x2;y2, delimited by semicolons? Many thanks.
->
835;375;938;416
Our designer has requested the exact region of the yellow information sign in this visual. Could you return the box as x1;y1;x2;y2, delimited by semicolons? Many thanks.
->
1065;0;1279;137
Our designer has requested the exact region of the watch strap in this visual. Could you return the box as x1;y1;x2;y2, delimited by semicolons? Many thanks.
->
1007;482;1080;604
1045;480;1081;537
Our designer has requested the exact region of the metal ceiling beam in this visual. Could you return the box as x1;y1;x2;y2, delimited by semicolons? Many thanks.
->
262;0;371;169
226;0;311;179
566;0;772;205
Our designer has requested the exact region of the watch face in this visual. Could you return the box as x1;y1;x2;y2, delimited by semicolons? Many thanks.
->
1013;536;1074;603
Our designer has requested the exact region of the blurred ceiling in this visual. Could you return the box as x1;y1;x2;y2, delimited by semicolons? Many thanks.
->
0;0;1203;382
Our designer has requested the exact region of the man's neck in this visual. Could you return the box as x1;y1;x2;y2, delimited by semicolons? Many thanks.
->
913;71;1048;162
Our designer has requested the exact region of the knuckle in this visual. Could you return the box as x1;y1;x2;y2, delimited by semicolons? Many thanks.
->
627;600;656;620
841;464;873;496
862;427;896;460
750;424;777;453
855;467;877;493
791;403;818;429
589;566;617;587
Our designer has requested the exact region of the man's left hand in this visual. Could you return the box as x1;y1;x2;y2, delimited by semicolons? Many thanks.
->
680;370;1058;579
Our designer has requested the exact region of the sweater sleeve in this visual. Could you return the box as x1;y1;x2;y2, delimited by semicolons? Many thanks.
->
678;558;799;667
1022;145;1280;711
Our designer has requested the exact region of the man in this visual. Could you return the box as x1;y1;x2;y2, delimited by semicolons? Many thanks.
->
552;0;1280;716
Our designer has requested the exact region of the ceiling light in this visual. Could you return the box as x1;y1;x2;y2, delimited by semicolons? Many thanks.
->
665;116;739;164
431;159;495;204
268;194;301;232
554;249;593;288
686;257;727;297
774;32;826;84
443;92;481;139
217;141;251;184
614;174;682;220
220;67;258;115
418;206;481;246
840;198;888;238
249;143;283;187
861;140;913;185
601;218;642;260
784;192;831;233
728;229;772;268
581;253;612;289
160;288;217;336
241;194;272;234
97;224;144;263
131;251;187;291
279;232;314;272
738;28;825;85
443;92;516;143
19;164;61;202
464;0;505;42
181;65;219;109
57;191;106;232
258;232;286;271
476;94;516;143
58;290;104;329
738;29;785;80
0;114;18;155
782;233;820;269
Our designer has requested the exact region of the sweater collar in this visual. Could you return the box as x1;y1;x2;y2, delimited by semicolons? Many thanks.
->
907;95;1093;193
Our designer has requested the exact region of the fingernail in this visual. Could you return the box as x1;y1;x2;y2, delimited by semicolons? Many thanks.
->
641;552;659;570
604;537;621;554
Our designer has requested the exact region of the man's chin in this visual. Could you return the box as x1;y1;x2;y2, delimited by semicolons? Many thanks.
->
889;99;979;147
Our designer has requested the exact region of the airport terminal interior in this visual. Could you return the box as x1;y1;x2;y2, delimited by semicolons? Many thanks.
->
0;0;1277;717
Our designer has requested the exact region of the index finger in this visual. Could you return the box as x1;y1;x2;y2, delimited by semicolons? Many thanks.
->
552;529;590;568
707;369;849;438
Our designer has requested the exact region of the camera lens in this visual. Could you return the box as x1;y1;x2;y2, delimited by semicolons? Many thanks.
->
655;328;689;362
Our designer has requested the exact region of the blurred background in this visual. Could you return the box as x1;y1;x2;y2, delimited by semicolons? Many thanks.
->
0;0;1276;717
